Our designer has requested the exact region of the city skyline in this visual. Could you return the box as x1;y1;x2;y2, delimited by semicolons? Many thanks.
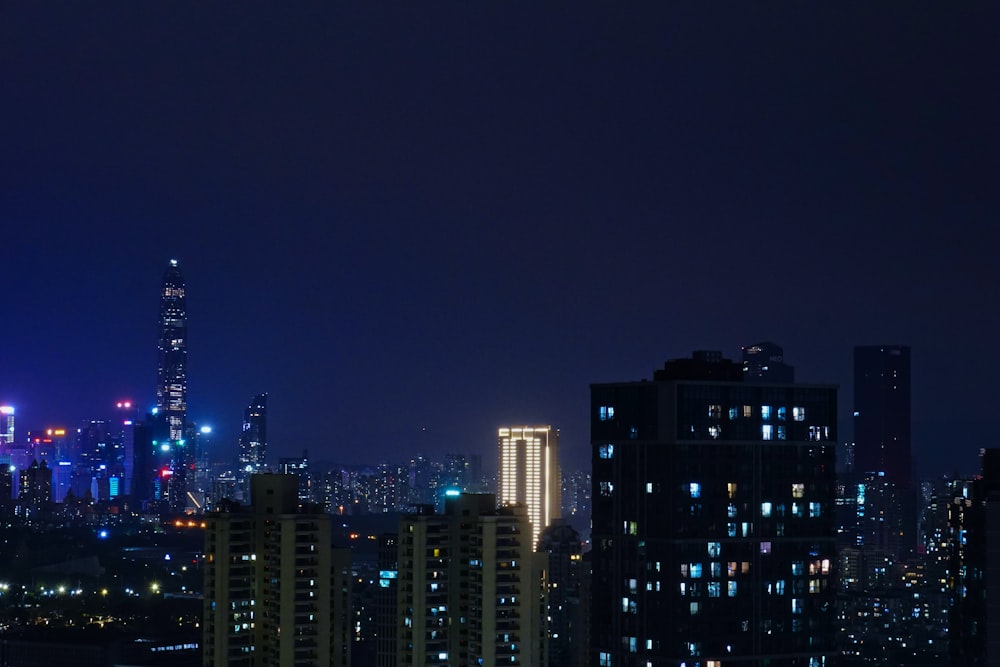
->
2;4;996;473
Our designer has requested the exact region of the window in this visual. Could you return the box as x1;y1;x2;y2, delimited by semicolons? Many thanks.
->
690;563;703;578
792;502;803;517
762;425;774;440
793;407;806;421
728;407;738;420
690;601;700;615
743;405;753;418
761;502;772;517
809;502;821;518
777;406;787;421
728;503;738;518
727;523;738;537
777;426;786;440
599;652;612;666
599;444;614;459
708;404;722;419
708;542;721;557
689;482;701;498
708;425;722;439
599;406;615;421
708;581;721;597
600;481;614;496
792;562;804;576
761;405;772;420
792;598;803;614
710;562;722;577
761;541;772;555
728;581;738;597
727;482;737;499
792;483;805;498
646;482;654;493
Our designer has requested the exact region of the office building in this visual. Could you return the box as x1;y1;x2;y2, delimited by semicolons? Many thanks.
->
157;259;188;442
741;341;795;383
397;493;548;667
498;425;561;549
591;350;838;666
1;405;14;444
237;393;268;499
203;473;352;667
853;345;911;487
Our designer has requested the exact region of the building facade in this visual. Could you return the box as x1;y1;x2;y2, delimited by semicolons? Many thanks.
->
397;493;548;667
203;474;352;667
591;351;838;666
498;425;561;549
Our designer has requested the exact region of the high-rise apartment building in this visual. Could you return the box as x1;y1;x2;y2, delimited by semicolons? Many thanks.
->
591;350;838;666
157;259;187;442
204;474;352;667
498;425;561;549
397;493;548;667
853;345;911;487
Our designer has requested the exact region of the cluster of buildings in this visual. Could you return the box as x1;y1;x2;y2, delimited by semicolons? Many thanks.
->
5;260;1000;667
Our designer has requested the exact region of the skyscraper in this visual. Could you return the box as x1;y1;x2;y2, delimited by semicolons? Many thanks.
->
498;425;561;549
853;345;911;487
237;393;268;500
741;341;795;383
591;350;838;666
157;259;187;442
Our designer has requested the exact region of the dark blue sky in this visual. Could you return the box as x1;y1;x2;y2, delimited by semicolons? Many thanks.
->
1;3;997;474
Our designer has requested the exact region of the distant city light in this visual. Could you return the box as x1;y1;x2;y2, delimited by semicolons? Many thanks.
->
0;406;13;415
98;529;109;539
200;426;212;434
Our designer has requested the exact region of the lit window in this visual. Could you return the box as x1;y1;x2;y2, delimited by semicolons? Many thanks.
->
708;582;720;597
809;502;821;518
646;482;653;493
689;482;701;498
762;425;773;440
728;407;738;420
761;405;772;420
708;404;722;419
599;444;614;459
761;502;772;517
728;581;738;597
711;562;722;577
743;405;752;418
690;601;700;615
792;502;803;517
708;542;721;557
727;482;737;499
777;406;786;421
793;407;806;422
792;598;803;614
728;503;737;518
599;406;615;421
792;483;805;498
761;542;772;555
690;563;703;578
777;426;786;440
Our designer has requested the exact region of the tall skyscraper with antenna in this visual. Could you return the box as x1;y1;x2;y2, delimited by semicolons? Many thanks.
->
157;259;187;442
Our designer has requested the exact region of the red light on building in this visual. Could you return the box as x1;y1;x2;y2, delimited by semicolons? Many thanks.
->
160;467;173;478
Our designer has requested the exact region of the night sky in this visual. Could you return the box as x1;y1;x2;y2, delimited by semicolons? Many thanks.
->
1;3;997;475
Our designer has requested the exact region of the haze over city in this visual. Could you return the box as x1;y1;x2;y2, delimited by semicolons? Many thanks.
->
2;3;996;474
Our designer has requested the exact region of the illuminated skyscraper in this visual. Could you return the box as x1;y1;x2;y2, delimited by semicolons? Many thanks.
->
498;425;561;549
237;393;267;500
157;259;187;442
